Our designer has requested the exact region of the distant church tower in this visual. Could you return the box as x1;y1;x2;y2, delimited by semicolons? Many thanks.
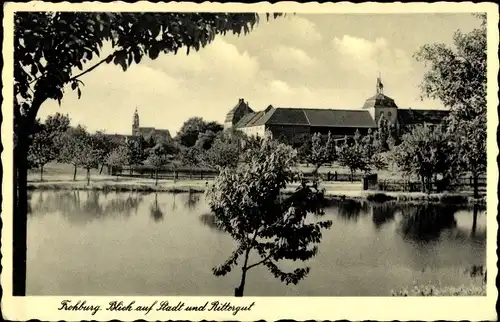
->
132;107;140;136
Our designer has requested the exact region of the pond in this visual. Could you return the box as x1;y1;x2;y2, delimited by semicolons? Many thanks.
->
27;191;486;296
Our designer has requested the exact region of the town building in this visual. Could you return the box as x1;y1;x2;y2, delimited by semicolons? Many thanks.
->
132;108;172;141
224;78;449;145
103;108;172;144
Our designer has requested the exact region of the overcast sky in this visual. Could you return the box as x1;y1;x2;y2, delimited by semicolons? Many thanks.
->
37;13;481;136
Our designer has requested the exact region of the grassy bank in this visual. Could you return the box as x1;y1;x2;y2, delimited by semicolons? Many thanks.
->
28;178;485;206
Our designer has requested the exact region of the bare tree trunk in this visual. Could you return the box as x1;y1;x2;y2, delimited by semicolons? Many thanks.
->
40;164;44;181
471;204;478;237
86;168;90;186
235;248;251;297
14;94;47;296
473;174;479;199
13;132;28;296
155;170;158;186
99;163;104;175
73;165;77;181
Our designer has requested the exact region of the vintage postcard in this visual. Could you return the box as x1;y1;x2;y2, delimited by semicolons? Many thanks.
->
1;1;498;321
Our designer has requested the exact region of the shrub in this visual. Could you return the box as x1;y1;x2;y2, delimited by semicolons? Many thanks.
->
366;193;396;203
391;283;485;296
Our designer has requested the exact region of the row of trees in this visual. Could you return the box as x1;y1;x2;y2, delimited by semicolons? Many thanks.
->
27;112;260;185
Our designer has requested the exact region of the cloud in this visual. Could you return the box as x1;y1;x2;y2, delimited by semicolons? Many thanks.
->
145;37;260;86
271;45;317;71
268;15;323;45
332;35;413;78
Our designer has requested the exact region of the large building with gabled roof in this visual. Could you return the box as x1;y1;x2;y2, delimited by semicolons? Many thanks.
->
224;78;450;145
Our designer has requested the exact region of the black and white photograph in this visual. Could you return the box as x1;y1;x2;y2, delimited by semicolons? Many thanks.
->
1;2;498;321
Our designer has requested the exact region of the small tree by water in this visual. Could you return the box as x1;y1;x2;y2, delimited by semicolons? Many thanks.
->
206;135;332;297
107;146;128;181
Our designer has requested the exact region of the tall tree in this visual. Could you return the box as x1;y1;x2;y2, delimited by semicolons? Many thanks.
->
414;13;486;120
125;137;146;175
93;131;117;175
391;124;454;193
203;131;242;170
337;131;371;181
107;145;129;180
27;113;70;180
27;121;55;181
414;13;486;196
176;117;223;148
146;150;169;186
80;134;103;186
307;132;335;175
57;125;89;181
447;115;486;198
207;136;331;297
14;12;282;294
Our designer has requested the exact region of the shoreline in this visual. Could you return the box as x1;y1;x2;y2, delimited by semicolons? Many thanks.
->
28;179;486;206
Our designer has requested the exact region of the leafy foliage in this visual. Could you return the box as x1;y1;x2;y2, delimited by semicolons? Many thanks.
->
206;135;332;296
337;131;371;179
307;132;335;174
392;283;485;296
391;124;455;193
203;130;242;170
107;145;129;178
414;13;486;119
176;117;224;148
57;125;89;178
125;137;146;171
80;134;104;185
180;145;203;168
27;113;70;179
411;14;486;195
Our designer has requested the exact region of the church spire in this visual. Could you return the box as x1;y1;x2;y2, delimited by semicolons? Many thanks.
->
132;107;140;136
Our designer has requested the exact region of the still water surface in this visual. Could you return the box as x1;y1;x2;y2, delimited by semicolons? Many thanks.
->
27;191;486;296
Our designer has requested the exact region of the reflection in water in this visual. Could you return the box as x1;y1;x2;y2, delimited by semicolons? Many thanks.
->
172;193;177;211
372;203;397;229
471;204;482;237
199;213;224;233
29;190;143;225
327;199;369;222
183;192;201;211
27;191;487;296
398;204;458;242
150;193;164;222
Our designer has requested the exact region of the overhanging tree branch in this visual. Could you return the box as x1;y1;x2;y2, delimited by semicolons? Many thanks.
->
69;52;117;82
247;252;273;271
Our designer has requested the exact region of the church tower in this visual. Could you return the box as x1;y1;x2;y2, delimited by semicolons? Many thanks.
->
362;74;398;127
132;107;140;136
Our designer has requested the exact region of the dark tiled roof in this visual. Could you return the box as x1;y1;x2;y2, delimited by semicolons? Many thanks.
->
266;108;309;125
235;107;376;128
224;99;254;123
362;93;398;109
304;109;376;128
398;108;450;124
234;112;257;128
102;133;133;143
138;127;155;134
